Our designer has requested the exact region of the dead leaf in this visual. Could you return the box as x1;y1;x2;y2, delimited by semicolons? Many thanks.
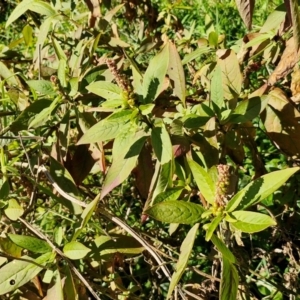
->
235;0;255;30
268;38;300;86
290;68;300;102
261;88;300;159
84;0;101;28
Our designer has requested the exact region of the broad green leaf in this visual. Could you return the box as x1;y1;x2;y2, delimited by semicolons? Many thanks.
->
69;39;85;77
0;252;53;295
50;157;82;215
52;37;67;61
0;180;10;199
101;134;146;199
10;99;52;132
182;47;211;65
167;223;199;299
6;0;33;28
27;80;54;94
187;159;215;205
34;16;56;61
8;234;52;254
0;237;23;258
86;81;122;100
77;110;132;144
4;199;24;220
54;227;63;246
260;4;286;33
145;201;204;224
6;0;55;28
30;0;56;16
216;49;242;101
205;215;223;241
151;161;174;201
63;241;91;260
235;0;254;30
226;167;299;212
153;187;184;204
22;24;33;46
44;269;63;300
208;31;218;47
228;211;276;233
64;265;77;300
0;62;18;86
57;59;67;88
220;258;238;300
182;114;210;128
151;125;173;164
72;196;99;241
211;234;235;263
142;43;169;103
229;96;268;124
28;97;59;128
94;235;144;258
168;41;186;106
211;65;224;108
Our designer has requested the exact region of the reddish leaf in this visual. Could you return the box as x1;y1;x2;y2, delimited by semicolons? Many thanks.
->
235;0;255;30
133;143;154;200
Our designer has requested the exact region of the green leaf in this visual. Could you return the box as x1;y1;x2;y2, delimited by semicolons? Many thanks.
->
22;24;33;46
220;258;238;300
211;234;235;263
0;180;10;199
86;81;122;100
182;47;211;65
94;235;144;258
229;96;268;124
216;49;242;101
6;0;55;28
50;157;82;215
44;269;64;300
205;215;223;241
151;125;173;164
63;241;91;260
0;237;23;258
167;223;199;299
0;252;53;295
57;59;67;88
228;211;276;233
208;31;218;47
145;201;204;224
168;41;186;106
226;167;299;212
101;133;146;199
142;43;169;103
4;199;24;221
151;161;174;201
10;99;52;132
77;110;132;144
153;187;184;204
211;65;224;108
0;62;18;86
187;159;215;205
72;196;99;241
52;37;67;61
27;80;54;94
28;97;59;129
8;234;52;254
